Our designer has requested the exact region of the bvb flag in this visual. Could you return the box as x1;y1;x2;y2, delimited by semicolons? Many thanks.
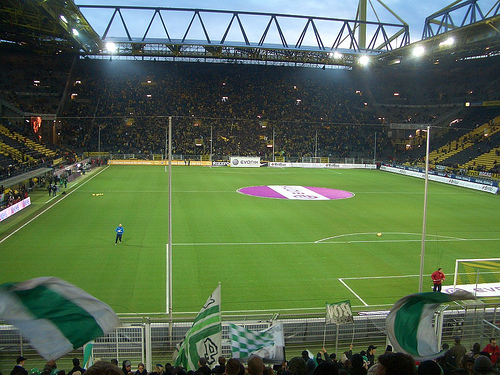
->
386;291;476;361
229;323;285;363
0;277;121;361
174;285;221;371
326;300;354;324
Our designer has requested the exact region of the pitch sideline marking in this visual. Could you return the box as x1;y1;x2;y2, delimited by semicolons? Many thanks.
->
0;166;109;244
175;237;498;246
117;302;396;316
315;232;467;243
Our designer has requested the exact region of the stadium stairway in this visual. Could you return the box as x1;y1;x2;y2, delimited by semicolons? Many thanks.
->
428;116;500;167
0;124;57;159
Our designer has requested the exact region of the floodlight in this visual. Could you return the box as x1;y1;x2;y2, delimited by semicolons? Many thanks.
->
60;15;68;24
106;42;117;53
72;28;79;36
439;37;455;47
333;51;343;59
413;45;425;57
359;55;370;66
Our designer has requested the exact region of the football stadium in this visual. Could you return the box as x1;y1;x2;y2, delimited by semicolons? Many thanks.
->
0;0;500;373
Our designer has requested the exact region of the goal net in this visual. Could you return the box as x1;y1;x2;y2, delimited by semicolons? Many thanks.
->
453;258;500;296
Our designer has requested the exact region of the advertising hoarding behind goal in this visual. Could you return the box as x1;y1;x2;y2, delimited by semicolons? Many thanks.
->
230;157;261;167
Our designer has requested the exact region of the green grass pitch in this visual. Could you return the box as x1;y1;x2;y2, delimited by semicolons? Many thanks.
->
1;165;498;315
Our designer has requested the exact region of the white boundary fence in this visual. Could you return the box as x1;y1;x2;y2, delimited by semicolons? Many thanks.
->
1;302;499;373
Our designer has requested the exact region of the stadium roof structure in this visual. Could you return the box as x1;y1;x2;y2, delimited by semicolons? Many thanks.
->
375;0;500;65
74;4;410;68
0;0;498;67
0;0;101;54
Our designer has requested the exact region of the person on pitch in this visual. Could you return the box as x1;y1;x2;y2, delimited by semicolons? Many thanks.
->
431;267;445;292
115;223;124;245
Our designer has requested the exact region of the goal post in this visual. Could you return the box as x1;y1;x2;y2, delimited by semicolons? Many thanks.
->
453;258;500;294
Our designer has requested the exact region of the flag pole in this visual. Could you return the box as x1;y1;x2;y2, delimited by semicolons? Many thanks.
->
210;125;213;168
418;125;430;293
273;127;275;162
322;319;327;349
335;324;339;356
168;116;173;344
165;123;170;172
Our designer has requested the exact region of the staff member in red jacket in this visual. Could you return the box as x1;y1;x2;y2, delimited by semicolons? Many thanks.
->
483;338;500;364
431;267;445;292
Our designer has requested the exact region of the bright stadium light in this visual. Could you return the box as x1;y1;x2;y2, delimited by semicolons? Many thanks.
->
359;55;370;66
333;51;343;59
72;28;79;36
60;15;68;24
439;37;455;47
413;45;425;57
106;42;117;53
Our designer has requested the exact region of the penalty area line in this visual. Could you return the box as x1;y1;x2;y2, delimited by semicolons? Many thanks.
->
339;278;369;307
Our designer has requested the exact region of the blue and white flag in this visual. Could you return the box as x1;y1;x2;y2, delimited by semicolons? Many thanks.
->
0;277;121;361
385;291;475;360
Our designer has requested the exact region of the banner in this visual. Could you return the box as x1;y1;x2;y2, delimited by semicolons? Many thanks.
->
269;162;376;169
441;283;500;297
230;157;261;168
381;165;498;194
326;300;354;324
0;197;31;222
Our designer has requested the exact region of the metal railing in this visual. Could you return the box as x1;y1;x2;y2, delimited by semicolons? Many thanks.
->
1;303;498;374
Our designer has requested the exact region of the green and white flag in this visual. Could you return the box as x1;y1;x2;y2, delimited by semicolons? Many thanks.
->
0;277;121;361
229;323;284;362
326;300;354;324
83;341;94;369
174;285;221;371
386;291;475;360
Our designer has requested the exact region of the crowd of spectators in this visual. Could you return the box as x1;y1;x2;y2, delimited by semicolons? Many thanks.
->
0;184;29;210
0;45;72;114
364;57;500;107
1;44;499;170
61;59;389;159
8;337;500;375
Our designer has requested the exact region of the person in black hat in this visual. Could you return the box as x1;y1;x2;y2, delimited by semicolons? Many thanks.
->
11;357;28;375
366;346;377;369
68;358;86;375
